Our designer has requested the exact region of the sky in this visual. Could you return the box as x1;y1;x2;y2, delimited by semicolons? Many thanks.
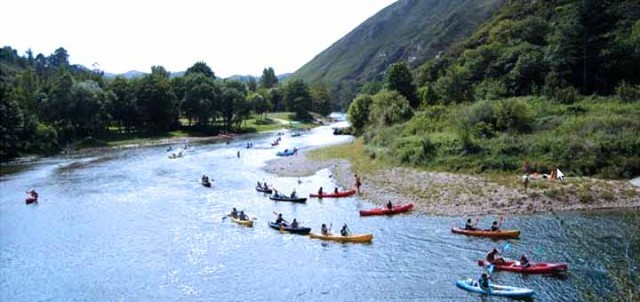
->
1;0;397;77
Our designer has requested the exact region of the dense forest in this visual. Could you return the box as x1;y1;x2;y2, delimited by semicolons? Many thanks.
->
0;47;332;161
348;0;640;179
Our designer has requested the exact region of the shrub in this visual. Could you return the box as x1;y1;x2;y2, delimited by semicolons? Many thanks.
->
615;81;640;103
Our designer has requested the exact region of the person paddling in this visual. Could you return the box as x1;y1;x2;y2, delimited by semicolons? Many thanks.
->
386;200;393;210
486;248;506;265
321;223;330;235
230;207;238;218
275;213;286;225
478;273;491;290
318;187;324;196
465;218;479;230
290;218;299;228
340;224;350;236
518;254;531;268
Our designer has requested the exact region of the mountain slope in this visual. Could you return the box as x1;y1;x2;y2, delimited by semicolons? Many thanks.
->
292;0;504;88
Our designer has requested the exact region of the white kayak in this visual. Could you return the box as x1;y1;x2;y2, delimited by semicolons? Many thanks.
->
455;278;534;298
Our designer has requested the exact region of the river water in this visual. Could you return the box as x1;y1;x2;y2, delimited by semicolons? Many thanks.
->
1;122;638;301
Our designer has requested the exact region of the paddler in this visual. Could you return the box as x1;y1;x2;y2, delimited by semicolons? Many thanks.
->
486;248;506;265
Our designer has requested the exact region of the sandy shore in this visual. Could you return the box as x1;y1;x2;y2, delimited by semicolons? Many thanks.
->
265;150;640;216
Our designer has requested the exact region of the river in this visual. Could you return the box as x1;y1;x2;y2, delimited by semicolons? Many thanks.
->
1;122;638;301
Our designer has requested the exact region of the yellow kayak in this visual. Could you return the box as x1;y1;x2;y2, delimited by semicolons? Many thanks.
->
309;232;373;243
230;216;254;227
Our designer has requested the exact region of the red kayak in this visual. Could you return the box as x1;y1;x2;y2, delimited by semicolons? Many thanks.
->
25;196;38;204
310;189;356;198
477;259;568;274
359;203;414;216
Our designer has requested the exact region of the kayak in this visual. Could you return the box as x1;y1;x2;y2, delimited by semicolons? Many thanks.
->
256;186;273;194
455;278;534;298
269;195;307;203
230;216;254;227
359;203;414;216
309;189;357;198
451;227;520;239
477;259;568;274
202;181;211;188
309;232;373;243
276;149;297;156
268;222;311;235
25;196;38;204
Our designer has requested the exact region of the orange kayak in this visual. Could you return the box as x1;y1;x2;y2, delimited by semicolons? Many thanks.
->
451;227;520;239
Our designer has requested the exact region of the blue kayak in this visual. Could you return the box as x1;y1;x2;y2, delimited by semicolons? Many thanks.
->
455;279;534;298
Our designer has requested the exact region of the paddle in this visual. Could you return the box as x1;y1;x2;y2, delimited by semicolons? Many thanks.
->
487;264;495;274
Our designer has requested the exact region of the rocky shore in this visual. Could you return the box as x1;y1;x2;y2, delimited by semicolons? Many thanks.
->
265;150;640;216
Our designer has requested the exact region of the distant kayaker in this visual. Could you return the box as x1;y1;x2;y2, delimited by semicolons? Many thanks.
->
487;248;506;265
275;213;285;225
318;187;323;195
291;189;297;198
290;219;299;228
478;273;491;290
340;224;350;236
239;211;248;221
490;220;501;231
386;201;393;210
263;182;269;190
354;174;362;193
321;223;330;235
334;187;339;194
518;254;531;268
465;218;478;230
230;207;238;218
257;181;262;188
237;151;240;158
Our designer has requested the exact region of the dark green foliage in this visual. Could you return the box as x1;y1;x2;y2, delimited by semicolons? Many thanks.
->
136;66;178;131
384;62;418;108
347;94;373;135
259;67;278;89
282;79;312;121
185;61;216;79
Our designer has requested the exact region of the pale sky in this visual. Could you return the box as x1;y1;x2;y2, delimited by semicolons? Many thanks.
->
1;0;397;77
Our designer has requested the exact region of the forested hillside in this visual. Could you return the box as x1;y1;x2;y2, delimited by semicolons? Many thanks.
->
292;0;505;107
0;48;331;161
348;0;640;179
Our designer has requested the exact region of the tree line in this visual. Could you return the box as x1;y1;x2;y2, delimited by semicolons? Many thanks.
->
0;47;332;160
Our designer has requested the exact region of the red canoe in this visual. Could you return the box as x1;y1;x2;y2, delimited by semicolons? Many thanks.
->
25;197;38;204
309;189;357;198
359;203;414;216
477;259;568;274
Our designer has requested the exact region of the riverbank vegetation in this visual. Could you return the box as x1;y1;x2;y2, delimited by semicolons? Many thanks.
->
0;50;331;161
347;0;640;180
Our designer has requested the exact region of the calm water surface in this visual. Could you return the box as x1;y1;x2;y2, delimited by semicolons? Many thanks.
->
1;123;638;301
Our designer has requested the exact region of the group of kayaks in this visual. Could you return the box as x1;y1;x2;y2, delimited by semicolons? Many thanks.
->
451;224;568;298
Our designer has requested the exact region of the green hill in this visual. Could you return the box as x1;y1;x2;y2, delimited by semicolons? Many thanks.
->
292;0;505;104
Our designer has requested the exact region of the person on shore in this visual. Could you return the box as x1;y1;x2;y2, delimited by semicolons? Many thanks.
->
275;213;285;225
386;201;393;210
518;254;531;268
340;224;350;236
230;207;238;218
486;248;506;265
237;151;240;158
522;174;530;193
465;218;478;230
321;223;330;235
290;218;299;228
478;273;491;290
354;174;362;193
318;187;323;196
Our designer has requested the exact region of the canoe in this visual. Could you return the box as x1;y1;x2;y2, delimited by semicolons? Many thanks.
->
359;203;414;216
268;222;311;235
451;227;520;239
276;149;297;156
230;216;254;227
202;181;211;187
256;186;273;194
455;278;534;298
309;189;357;198
269;195;307;203
477;259;568;274
309;232;373;243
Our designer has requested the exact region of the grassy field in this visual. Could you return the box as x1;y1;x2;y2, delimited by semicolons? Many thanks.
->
307;139;391;174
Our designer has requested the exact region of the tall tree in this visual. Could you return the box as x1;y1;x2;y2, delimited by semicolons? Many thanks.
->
182;73;219;126
259;67;278;89
282;79;312;120
310;83;332;116
219;80;246;131
385;62;418;108
136;66;178;131
185;61;216;79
